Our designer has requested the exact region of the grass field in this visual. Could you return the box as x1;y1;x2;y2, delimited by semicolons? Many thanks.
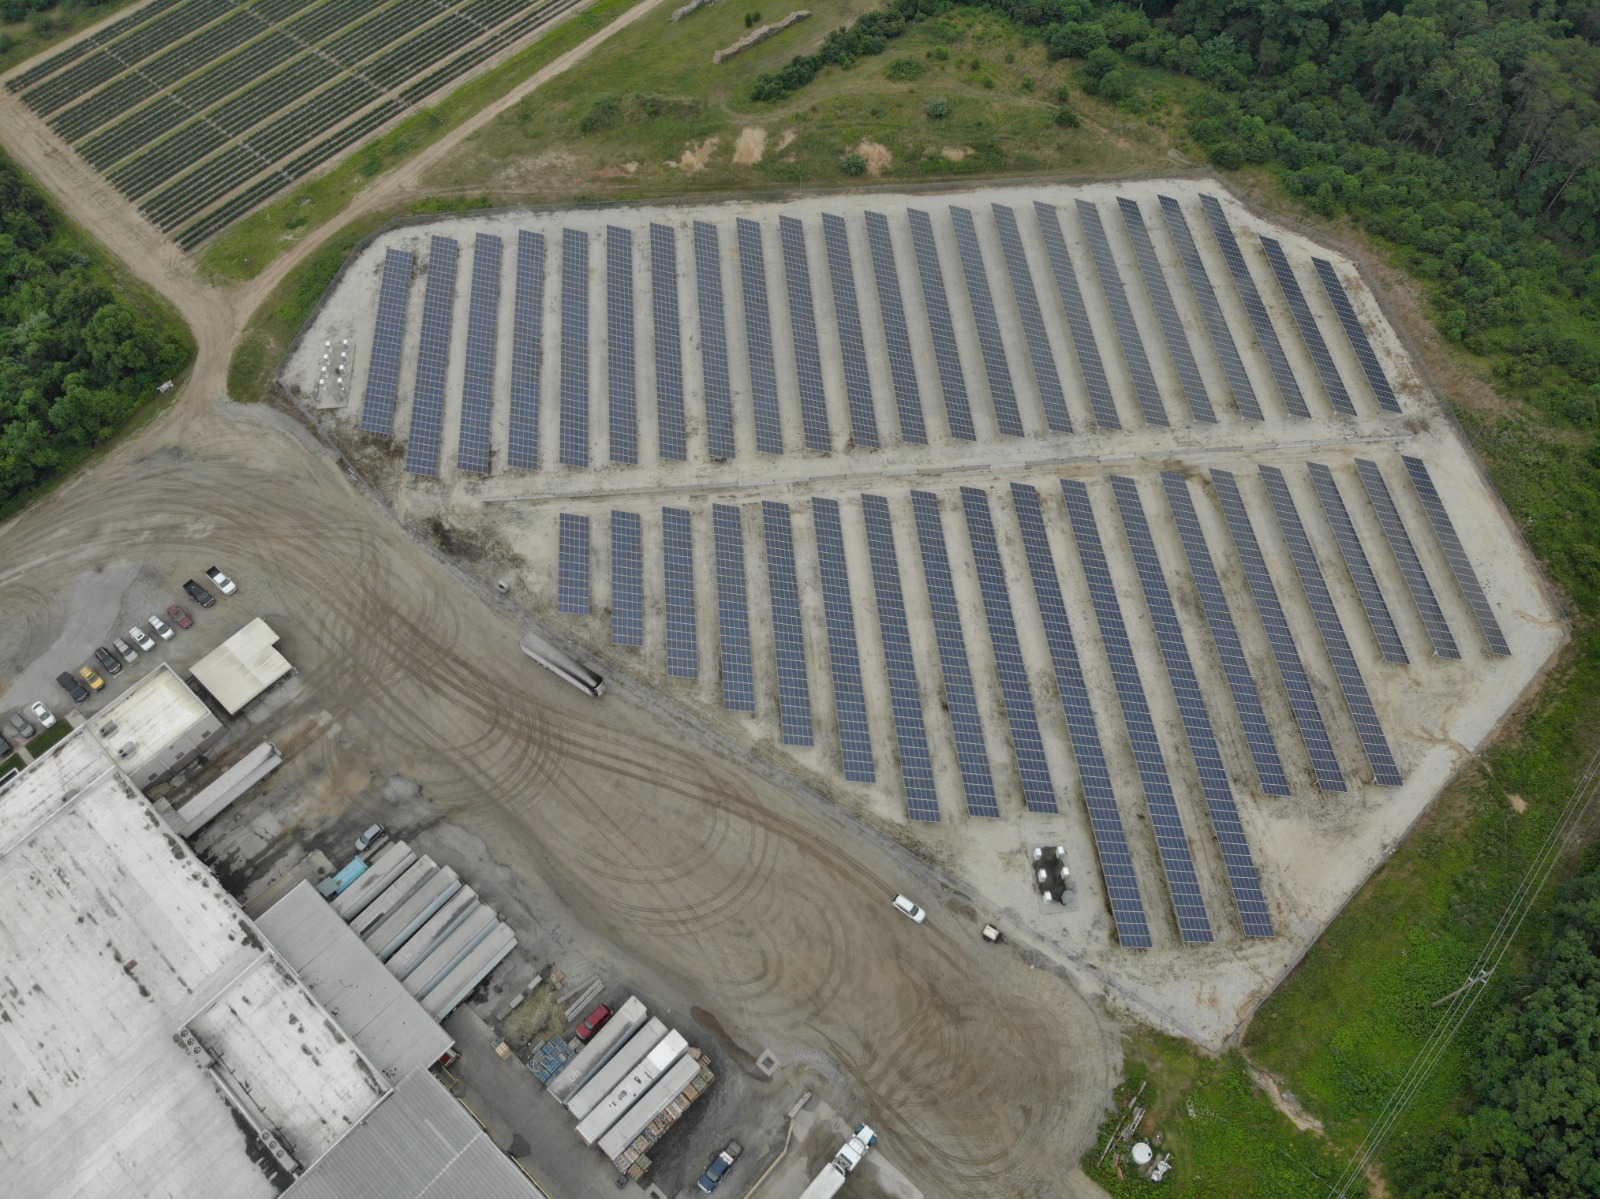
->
22;718;74;758
0;0;144;77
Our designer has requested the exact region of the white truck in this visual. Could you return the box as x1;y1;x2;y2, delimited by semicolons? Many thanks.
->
797;1124;877;1199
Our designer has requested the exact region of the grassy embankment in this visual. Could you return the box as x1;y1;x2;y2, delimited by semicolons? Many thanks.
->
0;0;144;76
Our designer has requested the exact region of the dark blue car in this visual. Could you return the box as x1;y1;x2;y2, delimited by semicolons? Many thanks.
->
697;1142;742;1193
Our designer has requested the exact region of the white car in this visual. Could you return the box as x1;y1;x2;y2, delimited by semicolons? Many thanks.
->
892;894;927;923
205;566;237;595
148;614;174;640
29;702;56;729
129;626;156;652
113;637;139;665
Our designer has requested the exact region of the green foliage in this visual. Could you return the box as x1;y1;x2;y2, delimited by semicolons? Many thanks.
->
886;54;923;80
925;95;949;119
577;97;620;134
932;44;949;59
743;10;760;26
24;718;72;758
840;151;867;175
1054;103;1079;128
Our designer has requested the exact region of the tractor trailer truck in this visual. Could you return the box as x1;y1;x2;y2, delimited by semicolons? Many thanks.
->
796;1124;877;1199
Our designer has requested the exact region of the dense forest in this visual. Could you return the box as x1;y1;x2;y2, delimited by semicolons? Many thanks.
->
0;154;193;515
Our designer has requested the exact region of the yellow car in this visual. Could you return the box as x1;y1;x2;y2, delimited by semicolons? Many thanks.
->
78;665;105;691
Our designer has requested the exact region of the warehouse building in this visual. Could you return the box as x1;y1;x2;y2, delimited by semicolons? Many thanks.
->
89;662;223;789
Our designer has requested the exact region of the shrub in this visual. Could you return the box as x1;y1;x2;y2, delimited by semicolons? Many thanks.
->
981;75;995;89
840;152;867;176
925;96;950;119
576;98;618;134
1055;105;1080;128
1047;21;1108;61
932;45;949;60
1021;75;1035;91
887;56;923;81
1056;84;1072;103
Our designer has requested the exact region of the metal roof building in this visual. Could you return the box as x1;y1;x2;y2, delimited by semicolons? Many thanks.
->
190;617;293;714
90;662;224;788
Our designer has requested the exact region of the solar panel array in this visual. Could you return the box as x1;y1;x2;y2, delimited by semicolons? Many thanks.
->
403;235;458;478
907;209;977;441
1307;462;1408;664
959;487;1057;813
811;498;877;783
557;513;591;615
662;507;699;679
559;229;590;468
1314;259;1401;413
861;493;941;821
762;501;815;745
863;211;928;444
779;216;834;451
360;247;415;436
1111;476;1274;937
910;490;1001;818
1402;456;1511;656
1117;197;1216;423
1060;479;1212;943
507;231;544;470
1354;459;1460;658
606;227;638;465
611;511;644;647
456;233;501;475
1259;236;1355;417
693;221;738;459
1033;201;1121;430
1010;483;1151;948
1076;199;1168;427
736;218;784;455
649;224;688;462
1158;195;1262;420
1159;473;1292;797
991;205;1072;433
1199;195;1310;418
949;207;1025;438
821;215;882;448
712;504;756;712
1211;469;1347;791
1259;466;1403;787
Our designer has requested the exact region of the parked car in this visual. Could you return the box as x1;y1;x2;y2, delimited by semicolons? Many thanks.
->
29;702;56;729
183;579;215;608
697;1142;743;1193
113;637;139;665
574;1004;613;1042
205;566;237;595
57;672;90;703
94;646;123;676
9;713;36;741
79;666;105;692
167;605;193;630
129;626;156;652
148;615;174;641
354;823;384;852
892;894;927;923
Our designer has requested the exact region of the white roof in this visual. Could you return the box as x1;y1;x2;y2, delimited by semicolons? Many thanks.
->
88;664;211;777
190;618;291;714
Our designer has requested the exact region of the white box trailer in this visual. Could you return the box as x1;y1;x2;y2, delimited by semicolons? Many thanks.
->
403;907;498;998
386;887;478;979
567;1018;669;1120
348;857;436;934
421;923;517;1019
547;996;647;1102
168;741;282;836
594;1053;705;1161
364;868;461;959
797;1124;878;1199
573;1031;688;1146
331;842;415;920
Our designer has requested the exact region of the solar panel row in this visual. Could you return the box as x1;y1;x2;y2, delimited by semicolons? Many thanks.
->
736;217;784;455
907;209;978;441
762;501;815;745
1259;236;1355;417
403;235;458;478
1010;482;1152;948
693;221;738;460
611;510;644;647
991;204;1072;433
1401;456;1511;656
606;226;638;465
811;498;877;783
863;211;929;445
662;506;699;678
1307;462;1408;664
1111;476;1274;937
1076;199;1168;427
360;246;414;436
1033;201;1121;430
649;224;688;462
712;504;756;712
1313;258;1401;414
820;215;882;448
1060;478;1212;943
1117;197;1215;423
779;216;834;451
557;513;591;615
1353;458;1460;658
559;228;590;468
949;207;1025;438
507;230;545;470
456;233;501;475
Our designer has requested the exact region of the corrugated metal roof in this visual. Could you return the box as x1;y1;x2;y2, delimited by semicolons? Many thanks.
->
190;618;292;714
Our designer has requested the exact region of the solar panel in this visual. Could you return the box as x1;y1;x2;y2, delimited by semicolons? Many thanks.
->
712;504;756;712
649;225;687;462
1159;473;1291;797
1307;462;1408;663
507;231;545;470
611;511;644;647
1033;201;1121;430
360;246;414;435
959;487;1057;813
762;501;815;745
779;216;833;451
812;498;876;783
1258;236;1355;416
821;214;881;448
662;507;699;679
1060;478;1212;944
557;513;590;615
1117;197;1215;423
910;490;1000;818
907;209;977;441
1259;466;1403;786
1199;195;1310;418
991;205;1071;433
1210;469;1346;792
949;207;1025;438
736;218;784;455
863;211;927;444
1314;258;1401;413
457;234;501;474
1075;199;1168;427
861;494;941;821
693;221;737;460
403;235;458;478
1354;459;1460;658
1401;455;1511;656
606;227;637;465
1158;195;1262;420
559;229;590;468
1009;483;1151;948
1110;476;1273;937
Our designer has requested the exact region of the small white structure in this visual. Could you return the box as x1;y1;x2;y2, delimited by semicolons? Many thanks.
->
190;618;292;714
1132;1142;1154;1166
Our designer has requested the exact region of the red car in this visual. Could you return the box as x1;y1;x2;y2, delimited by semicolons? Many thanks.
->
574;1004;613;1042
167;604;194;630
